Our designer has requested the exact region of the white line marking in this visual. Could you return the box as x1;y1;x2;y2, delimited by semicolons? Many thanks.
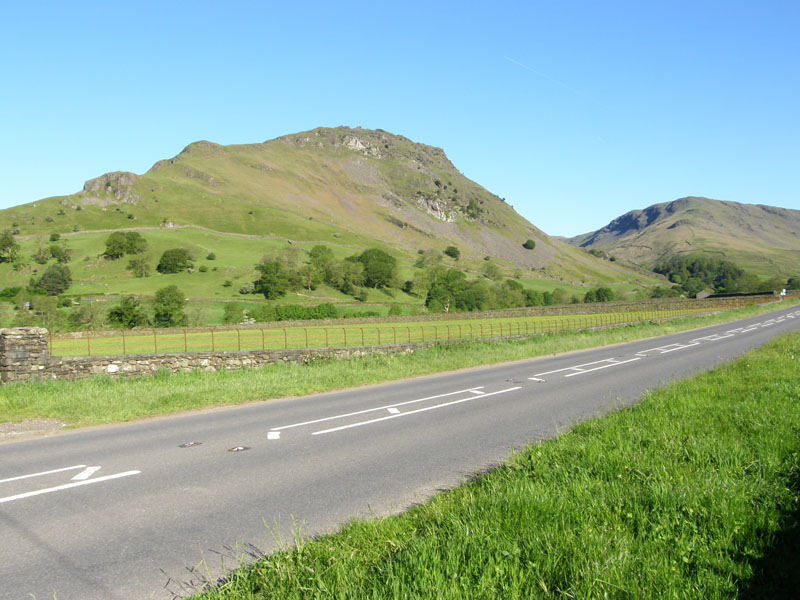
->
469;389;485;395
0;471;141;504
564;357;641;377
659;342;700;354
271;387;485;432
533;359;616;377
387;407;400;414
0;465;87;485
267;431;280;440
312;387;521;436
528;377;546;383
71;466;101;481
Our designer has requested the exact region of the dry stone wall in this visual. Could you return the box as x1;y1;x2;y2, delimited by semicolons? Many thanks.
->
0;327;423;385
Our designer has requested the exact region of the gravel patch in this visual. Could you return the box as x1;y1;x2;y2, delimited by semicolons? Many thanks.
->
0;419;68;443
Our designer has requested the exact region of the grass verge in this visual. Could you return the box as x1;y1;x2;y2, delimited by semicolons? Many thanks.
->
0;300;797;428
193;330;800;599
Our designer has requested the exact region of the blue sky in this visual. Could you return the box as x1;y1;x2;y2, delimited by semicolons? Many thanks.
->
1;1;798;237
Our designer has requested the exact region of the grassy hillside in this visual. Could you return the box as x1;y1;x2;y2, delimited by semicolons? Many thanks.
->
0;127;664;325
567;196;800;278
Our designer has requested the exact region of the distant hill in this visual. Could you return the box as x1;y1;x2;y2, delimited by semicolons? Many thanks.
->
0;127;659;310
566;197;800;277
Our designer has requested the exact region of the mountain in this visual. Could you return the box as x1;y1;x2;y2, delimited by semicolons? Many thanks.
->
0;127;659;309
566;197;800;277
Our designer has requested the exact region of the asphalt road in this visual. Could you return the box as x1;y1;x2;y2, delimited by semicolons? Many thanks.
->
2;303;799;599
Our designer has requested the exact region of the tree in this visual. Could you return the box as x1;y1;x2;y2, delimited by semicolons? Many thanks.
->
69;301;107;330
482;261;503;281
444;246;460;260
107;296;149;328
309;245;335;272
104;232;127;259
787;277;800;290
157;248;194;274
36;264;72;296
354;248;397;288
127;256;151;278
0;230;20;263
253;259;291;299
124;232;148;254
523;239;536;250
152;285;186;327
49;244;72;264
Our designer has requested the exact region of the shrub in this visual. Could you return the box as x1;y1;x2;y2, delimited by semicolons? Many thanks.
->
107;296;149;328
523;239;536;250
444;246;460;260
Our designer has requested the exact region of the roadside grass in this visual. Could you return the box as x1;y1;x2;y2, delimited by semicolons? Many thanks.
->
0;300;796;428
193;330;800;600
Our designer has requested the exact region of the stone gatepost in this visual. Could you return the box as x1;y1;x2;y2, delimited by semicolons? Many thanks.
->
0;327;50;384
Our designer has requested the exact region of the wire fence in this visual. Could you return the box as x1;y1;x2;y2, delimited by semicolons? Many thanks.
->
49;307;711;357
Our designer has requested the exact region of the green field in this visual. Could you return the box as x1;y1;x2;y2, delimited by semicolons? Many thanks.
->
191;329;800;600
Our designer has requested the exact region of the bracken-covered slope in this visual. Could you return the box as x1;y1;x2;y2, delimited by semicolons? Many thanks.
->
1;127;644;286
567;196;800;277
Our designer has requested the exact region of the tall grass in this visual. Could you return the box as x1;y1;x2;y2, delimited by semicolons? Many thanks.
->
0;300;795;427
194;330;800;599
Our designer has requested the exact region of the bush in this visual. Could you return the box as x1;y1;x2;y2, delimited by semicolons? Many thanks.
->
523;239;536;250
444;246;460;260
107;296;149;329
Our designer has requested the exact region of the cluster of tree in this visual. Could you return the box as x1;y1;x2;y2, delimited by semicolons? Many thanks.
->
222;302;339;324
654;256;794;297
106;285;187;328
412;266;571;313
583;287;614;303
104;231;148;259
246;246;399;301
32;241;72;265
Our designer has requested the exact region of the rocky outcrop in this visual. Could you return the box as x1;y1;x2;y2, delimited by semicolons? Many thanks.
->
83;171;139;203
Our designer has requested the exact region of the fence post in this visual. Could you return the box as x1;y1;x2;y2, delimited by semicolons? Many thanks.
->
237;329;241;351
377;328;381;345
344;328;347;347
122;329;126;355
393;327;397;345
283;329;287;349
184;329;188;353
261;328;265;350
305;328;309;348
153;329;157;354
211;328;215;352
87;330;91;356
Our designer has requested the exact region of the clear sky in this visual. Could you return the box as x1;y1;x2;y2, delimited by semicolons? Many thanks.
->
1;1;798;237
